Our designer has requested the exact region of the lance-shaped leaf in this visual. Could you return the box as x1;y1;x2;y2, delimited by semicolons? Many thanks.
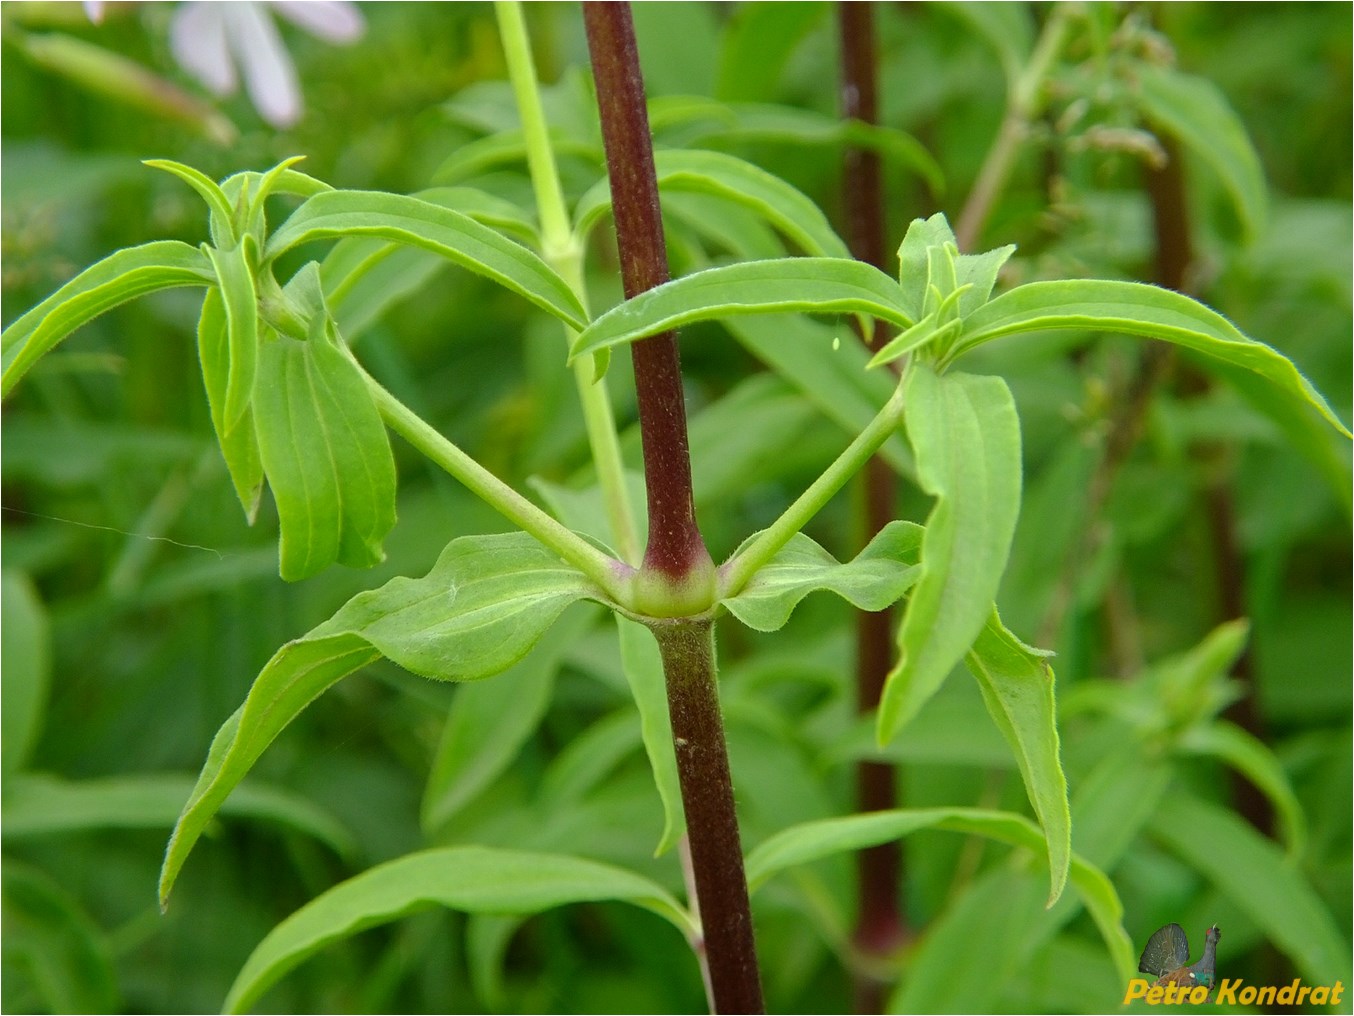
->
252;333;396;581
964;611;1070;905
574;149;850;259
879;365;1022;742
223;846;695;1014
1;241;214;396
569;258;914;373
262;190;586;329
958;279;1352;438
203;240;259;431
160;532;601;905
721;520;923;632
196;288;264;521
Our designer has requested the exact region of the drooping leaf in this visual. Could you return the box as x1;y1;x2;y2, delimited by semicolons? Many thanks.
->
959;279;1352;437
421;607;597;834
1;240;214;396
1134;63;1267;241
263;190;586;328
570;258;914;373
575;149;850;259
616;617;685;856
196;288;265;521
203;240;260;431
722;520;922;632
1;571;50;780
252;332;397;580
2;773;356;860
879;365;1022;742
1152;794;1350;987
964;611;1070;904
222;847;695;1014
160;532;600;905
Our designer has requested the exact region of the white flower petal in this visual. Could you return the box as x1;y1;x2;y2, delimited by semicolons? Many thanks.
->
170;2;237;96
224;2;302;128
273;0;365;44
83;1;105;25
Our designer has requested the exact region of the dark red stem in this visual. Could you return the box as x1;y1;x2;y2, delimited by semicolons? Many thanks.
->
839;7;908;1003
583;0;708;582
583;5;764;1012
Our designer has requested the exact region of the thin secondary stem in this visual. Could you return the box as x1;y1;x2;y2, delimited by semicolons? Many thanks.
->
955;7;1071;251
361;367;630;603
722;383;907;600
495;0;641;565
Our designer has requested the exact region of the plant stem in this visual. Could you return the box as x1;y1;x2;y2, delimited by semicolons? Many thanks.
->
722;383;907;600
650;617;762;1014
495;0;641;565
361;367;631;603
838;6;908;1006
955;6;1071;251
583;5;761;1011
583;0;712;592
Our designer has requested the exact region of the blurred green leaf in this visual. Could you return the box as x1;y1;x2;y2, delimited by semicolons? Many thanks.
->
880;365;1021;741
263;190;586;329
0;571;50;780
1135;63;1268;241
960;280;1352;437
616;617;685;856
945;2;1035;87
223;846;695;1013
965;610;1070;904
1;241;214;396
253;332;396;580
722;520;922;633
1151;794;1350;987
714;2;828;102
2;863;118;1014
422;606;596;834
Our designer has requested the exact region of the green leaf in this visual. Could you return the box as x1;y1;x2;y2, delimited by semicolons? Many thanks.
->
222;846;695;1014
575;149;850;259
196;288;265;521
879;365;1022;742
433;128;602;186
964;610;1069;905
744;808;1116;929
959;279;1352;438
1;773;356;860
721;520;922;632
252;332;397;580
0;571;50;780
1135;64;1267;241
1;240;214;396
1177;721;1307;859
3;862;118;1015
1152;794;1350;987
203;240;260;431
144;158;236;241
421;606;596;834
945;1;1035;87
160;532;599;905
616;617;685;856
714;2;827;101
263;189;585;328
896;214;957;319
570;258;914;372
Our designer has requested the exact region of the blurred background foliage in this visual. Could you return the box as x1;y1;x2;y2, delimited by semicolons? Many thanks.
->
1;2;1349;1013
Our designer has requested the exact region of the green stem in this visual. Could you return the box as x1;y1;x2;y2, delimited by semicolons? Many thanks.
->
361;368;631;603
721;382;908;599
954;6;1071;251
496;0;640;565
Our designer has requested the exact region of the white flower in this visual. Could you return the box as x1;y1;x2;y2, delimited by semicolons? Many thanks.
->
168;1;364;128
